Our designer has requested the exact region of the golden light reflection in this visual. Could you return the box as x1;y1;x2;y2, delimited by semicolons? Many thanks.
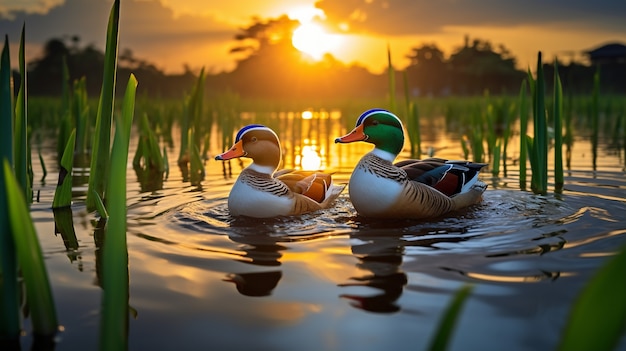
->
299;145;322;170
465;271;575;283
301;110;313;119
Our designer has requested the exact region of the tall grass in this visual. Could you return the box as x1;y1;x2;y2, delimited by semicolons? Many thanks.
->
0;33;20;341
558;242;626;351
14;24;31;203
403;71;421;158
427;285;473;351
53;129;76;208
86;0;120;211
553;60;564;193
387;44;396;113
99;74;137;351
590;67;600;171
526;52;548;195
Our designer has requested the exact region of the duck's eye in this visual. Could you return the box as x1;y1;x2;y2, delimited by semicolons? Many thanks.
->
251;137;258;142
371;120;379;126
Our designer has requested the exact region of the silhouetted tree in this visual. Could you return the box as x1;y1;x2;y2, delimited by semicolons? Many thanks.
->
405;43;448;96
448;36;523;95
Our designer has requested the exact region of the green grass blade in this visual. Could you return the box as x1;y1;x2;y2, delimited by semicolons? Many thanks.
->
188;128;205;185
387;44;396;112
86;0;120;211
558;243;626;351
163;146;169;180
553;59;564;193
428;285;473;351
3;160;58;336
93;190;109;220
590;67;600;171
518;79;528;190
0;34;20;339
52;207;79;258
38;145;47;182
14;23;30;203
57;56;71;162
53;129;76;208
99;74;137;351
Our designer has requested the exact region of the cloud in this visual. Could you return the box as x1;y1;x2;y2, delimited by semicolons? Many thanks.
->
315;0;626;35
0;0;237;72
0;0;64;19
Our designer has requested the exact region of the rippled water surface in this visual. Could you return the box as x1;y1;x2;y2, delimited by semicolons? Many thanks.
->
23;119;626;351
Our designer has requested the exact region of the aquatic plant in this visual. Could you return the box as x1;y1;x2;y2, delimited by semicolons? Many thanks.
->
52;129;76;208
387;44;396;113
553;60;564;192
133;113;166;191
590;67;600;171
0;32;19;341
558;242;626;351
526;52;548;195
86;0;120;211
100;74;137;351
14;24;31;203
3;161;59;338
403;71;421;158
427;285;473;351
518;79;529;189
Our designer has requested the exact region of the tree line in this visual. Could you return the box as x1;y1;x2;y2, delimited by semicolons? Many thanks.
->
16;15;623;100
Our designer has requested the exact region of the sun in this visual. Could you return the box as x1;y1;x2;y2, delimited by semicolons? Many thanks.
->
288;7;342;61
292;23;331;59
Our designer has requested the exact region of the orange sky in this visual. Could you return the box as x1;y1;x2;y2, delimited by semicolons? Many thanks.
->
1;0;625;74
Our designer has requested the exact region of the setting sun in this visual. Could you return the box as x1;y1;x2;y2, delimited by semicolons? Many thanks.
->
291;22;341;60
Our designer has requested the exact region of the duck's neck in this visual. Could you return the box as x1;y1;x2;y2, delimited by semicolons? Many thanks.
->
369;148;397;163
247;162;277;175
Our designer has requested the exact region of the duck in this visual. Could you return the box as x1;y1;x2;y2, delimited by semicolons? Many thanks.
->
335;108;487;219
215;124;345;218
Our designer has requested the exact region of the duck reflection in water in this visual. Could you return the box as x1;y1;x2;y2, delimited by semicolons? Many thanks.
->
339;234;407;313
224;230;287;297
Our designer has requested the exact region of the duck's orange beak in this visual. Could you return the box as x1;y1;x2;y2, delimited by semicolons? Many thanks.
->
335;124;368;143
215;139;246;160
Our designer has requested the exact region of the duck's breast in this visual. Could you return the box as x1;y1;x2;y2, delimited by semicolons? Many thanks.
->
348;166;403;216
228;179;293;218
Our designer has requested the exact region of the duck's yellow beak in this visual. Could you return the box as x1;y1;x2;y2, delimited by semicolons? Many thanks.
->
215;139;246;160
335;124;368;143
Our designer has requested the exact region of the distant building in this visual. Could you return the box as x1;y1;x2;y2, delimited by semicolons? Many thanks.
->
582;42;626;93
584;42;626;65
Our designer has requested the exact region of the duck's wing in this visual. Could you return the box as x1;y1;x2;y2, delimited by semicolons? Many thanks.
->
277;171;339;203
398;158;487;196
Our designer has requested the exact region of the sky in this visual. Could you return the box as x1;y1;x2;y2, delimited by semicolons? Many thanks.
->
1;0;625;74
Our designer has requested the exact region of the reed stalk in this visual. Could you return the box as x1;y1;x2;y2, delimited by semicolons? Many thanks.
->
73;77;90;157
0;33;20;340
590;67;600;171
427;285;473;351
57;56;71;162
14;24;31;202
527;52;548;195
387;44;396;113
99;74;137;351
558;243;626;351
86;0;119;211
553;60;564;193
3;160;58;337
52;129;76;208
403;71;421;158
518;79;529;189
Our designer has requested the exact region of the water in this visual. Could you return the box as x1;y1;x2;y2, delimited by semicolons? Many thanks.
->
20;116;626;350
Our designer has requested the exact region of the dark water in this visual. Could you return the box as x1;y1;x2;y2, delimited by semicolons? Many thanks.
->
22;119;626;351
